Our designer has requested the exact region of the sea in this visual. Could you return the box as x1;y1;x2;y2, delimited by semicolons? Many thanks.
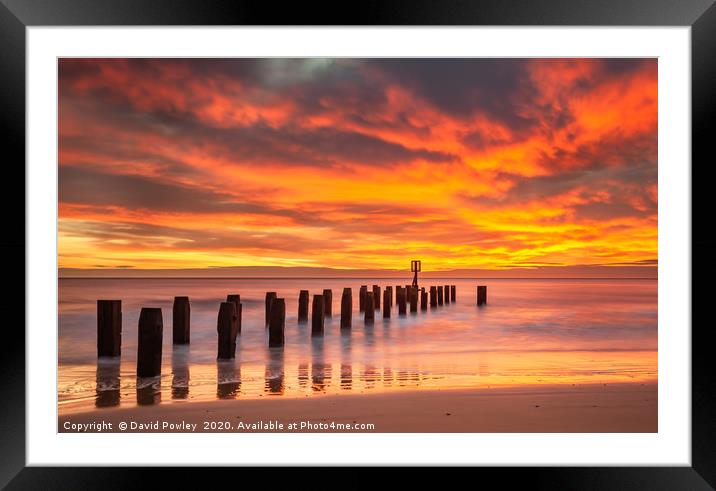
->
58;277;657;413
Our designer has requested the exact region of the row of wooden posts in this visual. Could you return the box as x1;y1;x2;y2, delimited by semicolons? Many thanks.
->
97;285;488;378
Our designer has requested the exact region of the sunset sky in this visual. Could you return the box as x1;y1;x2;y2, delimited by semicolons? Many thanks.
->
58;58;657;274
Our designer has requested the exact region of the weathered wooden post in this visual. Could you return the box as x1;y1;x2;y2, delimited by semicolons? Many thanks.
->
372;285;381;310
444;285;451;304
323;289;333;316
451;285;456;302
398;287;407;315
383;289;391;318
385;286;393;307
226;294;242;334
364;292;375;323
438;286;444;305
420;288;428;311
298;290;309;322
340;287;352;329
359;285;368;312
97;300;122;357
137;307;163;377
477;285;488;306
268;298;286;347
430;286;437;307
265;292;277;326
217;301;238;359
172;296;190;344
409;287;418;313
312;294;325;336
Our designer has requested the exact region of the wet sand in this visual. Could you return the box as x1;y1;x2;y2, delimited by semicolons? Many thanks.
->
59;382;656;433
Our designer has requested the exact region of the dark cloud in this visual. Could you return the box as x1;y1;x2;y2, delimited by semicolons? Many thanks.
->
59;133;203;178
203;123;455;167
458;161;656;221
601;58;655;77
61;85;455;170
536;131;657;173
59;165;288;215
369;59;537;131
572;201;648;221
61;219;322;253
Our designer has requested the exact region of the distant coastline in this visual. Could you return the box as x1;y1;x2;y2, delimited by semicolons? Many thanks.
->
59;263;657;279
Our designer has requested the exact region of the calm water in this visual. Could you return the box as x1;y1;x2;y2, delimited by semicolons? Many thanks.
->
58;278;657;413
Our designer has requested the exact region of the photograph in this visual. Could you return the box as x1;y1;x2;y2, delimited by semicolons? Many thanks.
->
56;57;658;434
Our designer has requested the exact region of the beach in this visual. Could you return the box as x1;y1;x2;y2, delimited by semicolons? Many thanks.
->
59;382;657;433
58;278;657;432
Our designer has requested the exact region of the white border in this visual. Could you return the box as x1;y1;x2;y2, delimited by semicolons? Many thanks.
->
27;27;691;466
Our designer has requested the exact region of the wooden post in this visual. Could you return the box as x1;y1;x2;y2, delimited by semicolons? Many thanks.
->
97;300;122;357
477;285;488;306
265;292;277;326
409;287;418;313
226;294;242;334
364;292;375;323
420;288;428;311
172;296;190;344
398;287;407;315
268;298;286;347
383;289;391;318
323;289;333;316
137;307;163;377
430;286;437;307
217;301;238;359
372;285;381;310
359;285;368;312
312;294;325;336
385;286;393;306
438;286;444;305
451;285;456;302
298;290;309;322
340;288;352;329
444;285;450;304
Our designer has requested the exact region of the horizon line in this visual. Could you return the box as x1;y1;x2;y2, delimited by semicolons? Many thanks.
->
59;276;658;280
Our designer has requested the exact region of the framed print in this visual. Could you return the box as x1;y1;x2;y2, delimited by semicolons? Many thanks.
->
3;0;714;487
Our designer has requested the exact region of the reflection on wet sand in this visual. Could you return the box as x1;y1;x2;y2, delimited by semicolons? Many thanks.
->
383;367;393;387
340;330;352;390
298;363;309;388
340;363;352;390
217;359;240;399
87;357;555;407
171;345;190;399
95;357;120;408
361;366;380;389
311;338;327;392
86;349;611;407
265;348;285;395
136;376;161;405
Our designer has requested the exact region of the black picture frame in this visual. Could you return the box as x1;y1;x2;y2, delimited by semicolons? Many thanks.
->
2;0;713;487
